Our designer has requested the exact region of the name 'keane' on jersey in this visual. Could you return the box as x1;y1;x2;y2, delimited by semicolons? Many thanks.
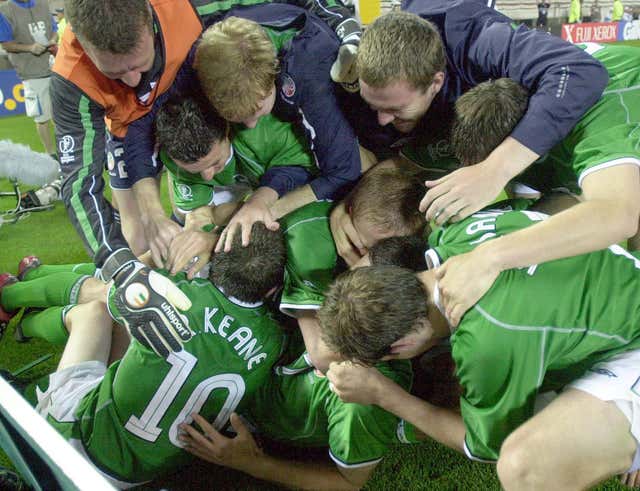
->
202;307;269;370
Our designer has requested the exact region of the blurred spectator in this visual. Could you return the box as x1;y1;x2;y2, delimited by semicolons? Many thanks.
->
612;0;623;20
54;7;64;45
0;0;58;159
590;0;601;21
568;0;581;22
536;1;551;29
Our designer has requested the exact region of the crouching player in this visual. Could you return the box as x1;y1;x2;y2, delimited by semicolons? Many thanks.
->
320;208;640;489
0;224;286;487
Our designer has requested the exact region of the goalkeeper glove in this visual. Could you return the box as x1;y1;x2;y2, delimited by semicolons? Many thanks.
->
102;248;193;358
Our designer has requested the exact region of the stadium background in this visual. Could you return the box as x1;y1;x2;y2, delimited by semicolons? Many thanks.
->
1;2;640;489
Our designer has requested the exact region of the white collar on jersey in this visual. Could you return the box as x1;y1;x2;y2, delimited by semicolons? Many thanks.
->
433;282;446;318
215;284;263;308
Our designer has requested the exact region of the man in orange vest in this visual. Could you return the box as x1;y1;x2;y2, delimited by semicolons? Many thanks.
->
52;0;360;356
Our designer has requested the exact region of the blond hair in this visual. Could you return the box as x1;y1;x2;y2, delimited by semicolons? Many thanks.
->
357;11;445;91
195;17;278;121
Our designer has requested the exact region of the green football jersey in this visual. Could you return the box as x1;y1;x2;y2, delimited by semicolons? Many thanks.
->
243;353;414;467
42;273;285;483
426;199;540;267
163;113;315;212
518;43;640;194
279;200;338;316
428;209;640;461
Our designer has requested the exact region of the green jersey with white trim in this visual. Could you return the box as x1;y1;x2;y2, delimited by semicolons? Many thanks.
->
426;199;539;267
428;210;640;461
279;200;337;316
243;353;414;467
518;43;640;194
162;113;315;212
41;272;285;483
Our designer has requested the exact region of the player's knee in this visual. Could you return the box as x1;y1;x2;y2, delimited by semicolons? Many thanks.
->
497;432;545;490
66;301;111;334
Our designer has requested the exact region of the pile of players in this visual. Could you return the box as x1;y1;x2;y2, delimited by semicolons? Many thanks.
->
2;0;640;488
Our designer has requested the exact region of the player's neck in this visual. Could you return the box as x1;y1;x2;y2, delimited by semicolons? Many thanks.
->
417;270;451;338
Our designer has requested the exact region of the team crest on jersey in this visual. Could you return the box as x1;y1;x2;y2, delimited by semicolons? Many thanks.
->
106;151;115;171
177;184;193;200
281;74;296;99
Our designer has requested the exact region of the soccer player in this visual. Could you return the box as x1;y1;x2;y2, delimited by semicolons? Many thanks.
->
2;224;287;486
431;42;640;326
195;4;365;251
152;93;316;277
320;209;640;489
330;1;610;265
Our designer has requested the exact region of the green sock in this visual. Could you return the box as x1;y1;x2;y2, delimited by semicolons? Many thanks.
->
20;306;69;345
1;273;89;312
22;262;97;281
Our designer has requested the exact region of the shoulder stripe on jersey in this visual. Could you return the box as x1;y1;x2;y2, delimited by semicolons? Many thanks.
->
69;95;101;253
328;449;383;469
473;304;633;386
283;216;329;234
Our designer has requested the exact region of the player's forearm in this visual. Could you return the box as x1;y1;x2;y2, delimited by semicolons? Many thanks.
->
481;137;540;185
133;177;165;220
270;184;317;219
246;454;361;491
1;41;37;53
373;376;466;454
480;197;639;274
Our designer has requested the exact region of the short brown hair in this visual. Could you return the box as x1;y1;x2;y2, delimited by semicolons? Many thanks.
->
195;17;278;121
358;11;445;91
453;78;529;165
318;266;428;364
155;94;228;164
345;165;427;237
210;223;286;303
65;0;152;54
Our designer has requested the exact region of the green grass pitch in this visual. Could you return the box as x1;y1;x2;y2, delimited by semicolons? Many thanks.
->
1;38;637;488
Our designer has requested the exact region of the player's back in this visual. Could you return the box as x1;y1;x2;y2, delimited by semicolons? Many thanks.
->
63;274;285;484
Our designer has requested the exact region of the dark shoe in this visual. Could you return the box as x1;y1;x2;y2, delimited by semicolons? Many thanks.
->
17;256;41;281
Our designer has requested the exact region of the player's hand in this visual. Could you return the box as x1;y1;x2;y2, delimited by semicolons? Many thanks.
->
179;413;262;473
215;197;279;253
107;256;193;358
30;43;48;55
420;162;506;226
326;361;388;406
330;202;366;267
144;212;183;268
166;229;218;279
620;470;640;488
436;246;500;328
330;43;359;92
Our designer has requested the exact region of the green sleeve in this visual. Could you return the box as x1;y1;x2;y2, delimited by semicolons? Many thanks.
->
326;360;413;467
